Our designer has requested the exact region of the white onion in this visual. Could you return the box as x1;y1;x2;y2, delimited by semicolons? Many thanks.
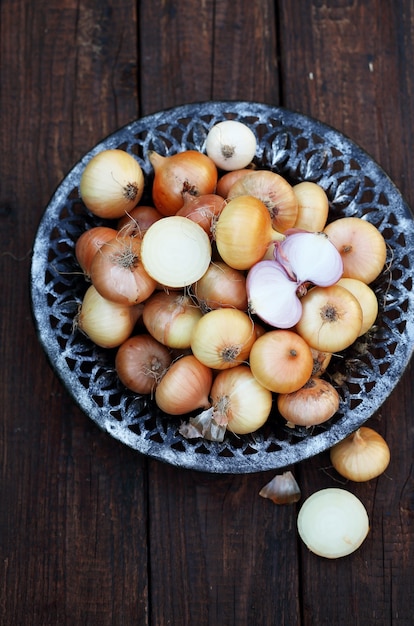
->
297;488;370;558
141;216;212;288
205;120;257;171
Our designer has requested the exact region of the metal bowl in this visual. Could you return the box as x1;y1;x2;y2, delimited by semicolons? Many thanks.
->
30;101;414;473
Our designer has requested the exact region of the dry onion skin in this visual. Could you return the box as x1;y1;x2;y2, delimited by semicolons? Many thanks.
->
140;216;212;288
330;426;390;482
297;488;370;558
80;149;144;219
259;471;301;505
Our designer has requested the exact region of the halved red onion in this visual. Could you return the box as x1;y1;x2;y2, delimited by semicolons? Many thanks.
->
275;231;343;287
246;260;302;329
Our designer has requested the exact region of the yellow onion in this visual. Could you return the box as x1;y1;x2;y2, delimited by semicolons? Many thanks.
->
330;426;390;482
117;205;163;237
324;217;387;284
249;330;314;394
90;235;157;305
214;195;275;270
191;308;255;370
80;149;144;219
115;334;172;394
295;284;363;352
75;226;118;277
76;285;142;348
149;150;218;216
337;277;379;336
277;377;340;427
142;290;202;349
176;192;226;237
210;365;272;434
193;261;248;312
226;170;298;233
155;355;213;415
293;181;329;231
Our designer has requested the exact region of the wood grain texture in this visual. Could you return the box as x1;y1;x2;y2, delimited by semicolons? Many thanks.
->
1;0;414;624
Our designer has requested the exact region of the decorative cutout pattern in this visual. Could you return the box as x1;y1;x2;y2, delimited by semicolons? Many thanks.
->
31;102;414;473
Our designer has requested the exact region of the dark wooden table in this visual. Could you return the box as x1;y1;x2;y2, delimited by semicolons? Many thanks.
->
2;1;414;624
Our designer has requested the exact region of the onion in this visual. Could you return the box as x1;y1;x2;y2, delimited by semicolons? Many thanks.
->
75;226;118;277
117;205;163;237
227;170;298;233
293;181;329;231
295;284;363;352
214;195;274;270
330;426;390;482
193;261;248;312
142;290;202;349
274;230;343;287
175;192;226;236
249;330;314;394
149;150;218;216
115;334;172;394
277;377;340;427
310;348;332;377
155;355;213;415
190;308;255;370
337;277;379;336
76;285;142;348
210;365;272;434
246;260;302;328
205;120;257;171
89;235;157;305
297;488;370;558
79;149;144;218
324;217;387;284
216;168;255;198
140;216;212;288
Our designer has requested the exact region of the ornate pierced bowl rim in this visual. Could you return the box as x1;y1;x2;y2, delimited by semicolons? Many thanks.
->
31;101;414;473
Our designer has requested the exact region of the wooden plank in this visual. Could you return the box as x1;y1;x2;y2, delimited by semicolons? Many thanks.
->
139;2;301;624
0;1;149;624
139;0;279;115
147;462;301;625
279;1;414;623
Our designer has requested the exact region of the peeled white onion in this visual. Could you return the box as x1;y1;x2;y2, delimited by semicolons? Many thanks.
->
141;216;212;288
205;120;257;171
297;488;370;558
